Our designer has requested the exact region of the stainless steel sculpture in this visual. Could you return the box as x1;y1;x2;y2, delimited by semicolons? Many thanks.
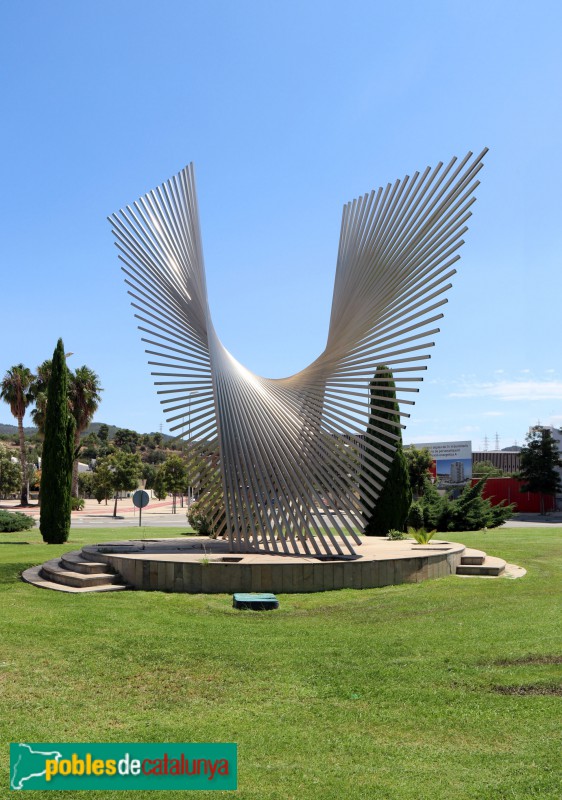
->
109;150;487;555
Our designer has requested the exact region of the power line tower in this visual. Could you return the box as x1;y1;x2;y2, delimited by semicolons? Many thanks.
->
495;432;500;450
483;435;489;452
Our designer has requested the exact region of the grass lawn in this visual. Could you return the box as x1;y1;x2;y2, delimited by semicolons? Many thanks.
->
0;526;561;799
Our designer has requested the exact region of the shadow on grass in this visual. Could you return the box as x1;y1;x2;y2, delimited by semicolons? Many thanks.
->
492;684;562;695
0;563;33;586
494;655;562;666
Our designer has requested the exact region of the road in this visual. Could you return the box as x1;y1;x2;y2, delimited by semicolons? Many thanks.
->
3;500;562;530
2;498;190;528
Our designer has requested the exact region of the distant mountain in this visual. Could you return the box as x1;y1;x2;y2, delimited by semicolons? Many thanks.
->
0;423;37;436
84;422;120;438
85;422;173;440
0;421;173;440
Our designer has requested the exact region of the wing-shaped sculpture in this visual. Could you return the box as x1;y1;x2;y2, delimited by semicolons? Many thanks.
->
109;150;487;555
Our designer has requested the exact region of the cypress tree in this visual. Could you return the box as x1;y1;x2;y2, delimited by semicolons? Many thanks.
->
363;366;412;536
40;339;75;543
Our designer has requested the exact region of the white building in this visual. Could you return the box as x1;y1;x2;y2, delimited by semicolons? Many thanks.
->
449;461;465;483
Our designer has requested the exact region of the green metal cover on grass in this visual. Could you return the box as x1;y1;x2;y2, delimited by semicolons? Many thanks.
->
233;593;279;611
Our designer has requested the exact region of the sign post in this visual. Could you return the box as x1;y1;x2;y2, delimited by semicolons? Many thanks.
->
132;490;150;527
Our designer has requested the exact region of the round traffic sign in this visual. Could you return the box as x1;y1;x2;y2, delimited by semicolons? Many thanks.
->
132;490;150;509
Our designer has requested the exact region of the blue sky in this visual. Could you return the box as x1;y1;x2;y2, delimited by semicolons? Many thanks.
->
1;0;560;449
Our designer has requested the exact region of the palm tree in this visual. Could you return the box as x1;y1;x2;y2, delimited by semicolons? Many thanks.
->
30;358;53;434
0;364;35;505
68;366;103;496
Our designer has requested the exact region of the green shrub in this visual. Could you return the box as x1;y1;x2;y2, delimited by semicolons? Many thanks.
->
70;497;85;511
412;476;515;532
78;471;95;498
0;510;36;532
489;500;515;528
408;527;436;544
387;529;406;540
407;501;424;529
187;498;212;535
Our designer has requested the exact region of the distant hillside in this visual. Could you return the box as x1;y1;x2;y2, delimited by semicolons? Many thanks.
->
84;422;120;439
0;423;37;436
0;421;172;440
85;422;173;440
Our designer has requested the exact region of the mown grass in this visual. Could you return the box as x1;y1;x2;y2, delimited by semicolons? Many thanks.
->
0;527;561;799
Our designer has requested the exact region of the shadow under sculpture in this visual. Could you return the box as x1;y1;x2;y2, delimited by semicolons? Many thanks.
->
109;149;487;556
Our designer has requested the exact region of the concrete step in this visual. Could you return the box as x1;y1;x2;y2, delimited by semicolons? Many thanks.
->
60;550;115;575
22;565;130;593
40;559;124;589
456;556;506;577
460;548;486;565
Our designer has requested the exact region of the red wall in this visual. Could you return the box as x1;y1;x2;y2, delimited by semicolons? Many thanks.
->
471;477;557;513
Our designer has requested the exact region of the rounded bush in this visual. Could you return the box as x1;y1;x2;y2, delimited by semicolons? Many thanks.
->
187;498;212;535
0;510;36;532
407;501;424;530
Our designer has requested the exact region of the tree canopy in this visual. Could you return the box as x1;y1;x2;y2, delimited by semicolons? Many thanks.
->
472;459;503;478
97;451;143;517
0;444;22;498
92;458;115;505
158;454;188;513
68;365;102;496
97;423;109;443
519;428;562;514
29;358;52;433
404;446;434;496
0;363;34;505
113;428;140;453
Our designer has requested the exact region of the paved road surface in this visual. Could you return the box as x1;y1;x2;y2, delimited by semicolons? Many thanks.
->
2;498;190;528
3;500;562;529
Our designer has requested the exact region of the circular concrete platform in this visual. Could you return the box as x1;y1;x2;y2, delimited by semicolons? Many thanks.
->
80;536;466;593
